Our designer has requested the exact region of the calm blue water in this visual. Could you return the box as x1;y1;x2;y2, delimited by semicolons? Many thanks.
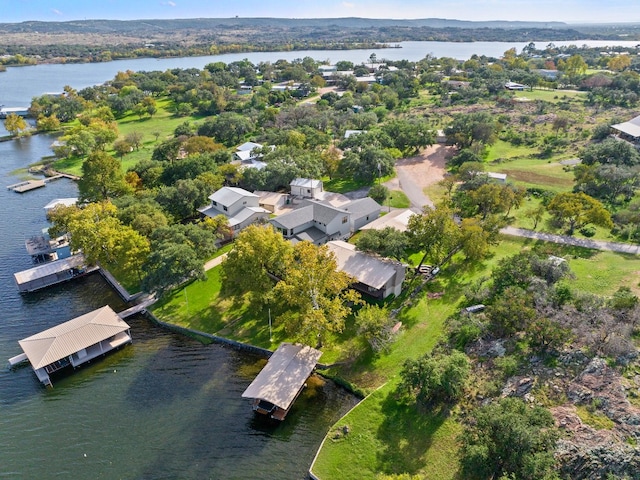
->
1;39;638;108
0;134;359;478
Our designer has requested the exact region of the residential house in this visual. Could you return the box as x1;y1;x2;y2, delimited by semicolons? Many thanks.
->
269;197;380;245
327;240;406;299
290;178;323;199
612;115;640;145
270;199;351;245
233;142;271;170
505;81;526;91
198;187;269;236
486;172;507;183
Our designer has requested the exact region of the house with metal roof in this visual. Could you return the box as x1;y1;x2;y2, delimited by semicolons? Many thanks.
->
241;343;322;421
14;253;93;293
341;197;381;231
327;240;406;299
198;186;269;236
290;178;323;199
10;306;132;387
612;115;640;145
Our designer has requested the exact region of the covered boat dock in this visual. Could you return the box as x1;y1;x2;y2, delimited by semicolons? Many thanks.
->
12;306;132;387
242;343;322;421
13;253;94;292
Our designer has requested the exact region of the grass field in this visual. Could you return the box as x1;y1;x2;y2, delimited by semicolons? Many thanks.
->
484;139;539;162
51;98;205;176
489;156;575;193
512;89;587;103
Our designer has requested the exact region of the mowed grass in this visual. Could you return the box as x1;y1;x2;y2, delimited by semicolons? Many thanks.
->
512;89;587;103
51;98;206;175
388;190;410;208
484;139;539;162
489;156;575;193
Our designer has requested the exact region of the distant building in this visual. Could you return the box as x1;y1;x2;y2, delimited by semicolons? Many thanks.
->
612;115;640;145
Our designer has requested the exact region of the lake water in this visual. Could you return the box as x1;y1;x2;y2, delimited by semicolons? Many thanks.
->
1;39;639;109
0;134;359;479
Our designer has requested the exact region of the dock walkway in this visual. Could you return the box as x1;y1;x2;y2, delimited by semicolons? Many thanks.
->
7;172;80;193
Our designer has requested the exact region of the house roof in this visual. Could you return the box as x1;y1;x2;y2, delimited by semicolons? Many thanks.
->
14;254;86;286
612;115;640;139
241;343;322;410
359;209;415;233
487;172;507;181
344;129;364;138
227;206;269;227
290;178;322;189
235;150;255;161
293;227;327;244
327;240;401;290
43;197;78;211
255;191;288;207
304;199;347;225
208;187;257;206
271;205;314;229
236;141;263;152
342;197;381;219
18;306;131;369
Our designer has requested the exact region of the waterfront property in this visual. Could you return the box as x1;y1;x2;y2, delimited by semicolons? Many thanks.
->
327;240;406;299
242;343;323;421
0;106;29;118
10;305;132;387
13;253;94;292
24;231;71;263
198;186;270;237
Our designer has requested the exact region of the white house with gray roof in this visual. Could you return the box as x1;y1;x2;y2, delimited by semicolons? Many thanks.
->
198;187;269;236
612;115;640;145
269;197;380;245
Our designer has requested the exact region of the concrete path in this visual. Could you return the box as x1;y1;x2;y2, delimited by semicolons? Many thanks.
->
500;226;640;255
204;252;228;271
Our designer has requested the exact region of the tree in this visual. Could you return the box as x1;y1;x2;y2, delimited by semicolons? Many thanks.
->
78;151;132;202
580;138;640;167
607;55;631;72
406;204;461;268
547;192;613;235
142;242;204;294
4;113;28;136
197;112;255;147
113;139;133;158
338;147;394;184
125;131;144;151
368;184;389;204
399;350;470;405
36;113;61;132
459;398;558;480
272;241;361;346
574;163;640;204
355;304;395;353
445;112;498;150
48;202;149;279
486;286;536;336
221;225;293;305
355;227;408;262
560;54;587;84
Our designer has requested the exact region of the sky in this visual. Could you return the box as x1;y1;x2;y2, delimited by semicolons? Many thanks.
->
3;0;640;24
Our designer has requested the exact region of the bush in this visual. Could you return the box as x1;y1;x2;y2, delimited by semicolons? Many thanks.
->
580;226;596;237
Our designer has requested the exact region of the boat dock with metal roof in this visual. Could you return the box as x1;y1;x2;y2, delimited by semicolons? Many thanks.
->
13;253;97;293
10;306;132;387
242;343;322;421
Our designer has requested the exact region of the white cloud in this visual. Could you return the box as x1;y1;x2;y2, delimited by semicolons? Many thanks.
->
161;1;177;7
51;8;62;16
341;1;355;8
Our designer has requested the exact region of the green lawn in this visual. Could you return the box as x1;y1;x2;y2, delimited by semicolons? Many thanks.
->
388;190;410;208
512;89;587;103
489;156;575;193
51;98;206;176
484;139;539;162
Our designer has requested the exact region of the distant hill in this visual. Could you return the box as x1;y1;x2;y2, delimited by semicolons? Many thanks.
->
0;17;571;34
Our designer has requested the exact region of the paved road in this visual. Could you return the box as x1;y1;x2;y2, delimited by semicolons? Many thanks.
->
500;226;640;255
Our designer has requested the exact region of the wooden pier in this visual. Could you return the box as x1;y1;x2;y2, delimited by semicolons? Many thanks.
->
7;173;80;194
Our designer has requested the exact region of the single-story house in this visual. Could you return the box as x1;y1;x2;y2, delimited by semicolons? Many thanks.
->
255;191;289;213
290;178;323;199
505;81;526;91
344;129;366;139
359;208;415;233
486;172;507;183
327;240;406;299
198;186;269;236
612;115;640;145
